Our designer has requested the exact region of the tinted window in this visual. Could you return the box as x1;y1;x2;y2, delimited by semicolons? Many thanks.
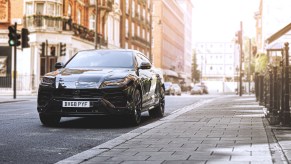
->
65;51;134;68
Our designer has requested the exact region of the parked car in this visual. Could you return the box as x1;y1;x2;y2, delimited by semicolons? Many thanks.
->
164;82;174;95
37;49;165;126
172;83;182;96
190;85;203;95
200;84;209;94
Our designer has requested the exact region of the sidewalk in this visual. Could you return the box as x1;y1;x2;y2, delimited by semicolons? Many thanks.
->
0;95;37;104
55;95;291;164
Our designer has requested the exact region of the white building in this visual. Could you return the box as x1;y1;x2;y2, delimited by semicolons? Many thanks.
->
195;42;238;93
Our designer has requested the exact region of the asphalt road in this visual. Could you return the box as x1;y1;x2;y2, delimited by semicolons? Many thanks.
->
0;94;215;164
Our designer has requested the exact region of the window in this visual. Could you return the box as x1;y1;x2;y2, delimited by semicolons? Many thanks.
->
26;3;33;15
89;14;96;30
90;0;95;5
68;4;72;16
125;19;129;37
56;4;61;16
132;22;135;35
132;2;135;17
137;26;140;36
77;10;81;24
125;0;129;13
36;3;44;14
47;3;55;15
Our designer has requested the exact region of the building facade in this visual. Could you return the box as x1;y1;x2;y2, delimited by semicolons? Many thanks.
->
176;0;193;84
196;42;237;81
195;42;238;92
152;0;185;83
0;0;153;95
120;0;152;59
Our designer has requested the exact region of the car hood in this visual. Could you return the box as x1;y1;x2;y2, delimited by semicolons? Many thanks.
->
46;68;135;89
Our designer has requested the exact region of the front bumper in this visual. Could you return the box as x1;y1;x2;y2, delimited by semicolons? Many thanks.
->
37;86;134;117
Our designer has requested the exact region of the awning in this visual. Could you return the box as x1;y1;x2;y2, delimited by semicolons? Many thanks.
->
265;42;285;51
163;69;178;77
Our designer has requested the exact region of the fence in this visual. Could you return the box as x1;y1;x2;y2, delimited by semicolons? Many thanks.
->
255;42;291;126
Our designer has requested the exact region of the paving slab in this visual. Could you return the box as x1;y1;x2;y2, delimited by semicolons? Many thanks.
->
55;95;291;164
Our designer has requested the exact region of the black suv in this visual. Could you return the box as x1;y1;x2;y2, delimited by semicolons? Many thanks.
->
37;49;165;126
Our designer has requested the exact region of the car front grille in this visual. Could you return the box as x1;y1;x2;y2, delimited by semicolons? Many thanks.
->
53;89;127;107
54;89;103;98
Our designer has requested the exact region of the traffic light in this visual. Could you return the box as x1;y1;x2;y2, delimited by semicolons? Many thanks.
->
8;25;21;47
21;28;30;48
235;30;242;45
60;43;66;56
39;42;45;56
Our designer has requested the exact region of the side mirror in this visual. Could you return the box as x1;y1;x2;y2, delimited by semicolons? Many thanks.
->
55;62;64;69
139;62;151;69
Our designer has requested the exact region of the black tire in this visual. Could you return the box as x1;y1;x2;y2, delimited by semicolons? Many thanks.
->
149;87;165;118
129;89;142;126
39;114;61;127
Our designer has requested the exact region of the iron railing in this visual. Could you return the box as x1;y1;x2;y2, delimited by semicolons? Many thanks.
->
256;42;291;126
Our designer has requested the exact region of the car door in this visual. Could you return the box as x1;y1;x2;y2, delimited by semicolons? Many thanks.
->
138;53;157;107
135;53;150;108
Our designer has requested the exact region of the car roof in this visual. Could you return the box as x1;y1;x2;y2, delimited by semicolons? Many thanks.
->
76;49;150;61
77;49;141;54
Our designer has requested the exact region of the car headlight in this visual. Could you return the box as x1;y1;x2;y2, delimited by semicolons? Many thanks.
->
101;78;131;87
41;77;55;85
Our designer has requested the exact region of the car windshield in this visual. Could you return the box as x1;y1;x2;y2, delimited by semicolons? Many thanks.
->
65;50;134;68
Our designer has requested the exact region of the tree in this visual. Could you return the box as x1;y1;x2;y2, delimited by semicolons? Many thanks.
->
255;53;268;73
191;49;200;83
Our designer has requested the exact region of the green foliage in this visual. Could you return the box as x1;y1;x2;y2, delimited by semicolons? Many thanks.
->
191;50;200;83
255;53;268;73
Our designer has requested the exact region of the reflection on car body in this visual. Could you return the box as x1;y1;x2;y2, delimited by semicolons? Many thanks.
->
37;49;165;126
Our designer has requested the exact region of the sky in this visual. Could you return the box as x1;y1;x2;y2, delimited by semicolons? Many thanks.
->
191;0;260;44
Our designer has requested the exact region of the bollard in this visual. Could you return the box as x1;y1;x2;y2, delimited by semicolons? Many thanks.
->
259;75;264;106
270;66;280;125
268;68;273;118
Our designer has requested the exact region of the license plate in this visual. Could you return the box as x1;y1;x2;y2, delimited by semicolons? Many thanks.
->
62;101;90;108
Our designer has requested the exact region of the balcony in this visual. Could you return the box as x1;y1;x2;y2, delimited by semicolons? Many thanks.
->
72;23;107;47
25;15;63;31
132;35;150;47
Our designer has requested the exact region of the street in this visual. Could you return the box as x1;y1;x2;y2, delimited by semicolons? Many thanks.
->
0;94;214;164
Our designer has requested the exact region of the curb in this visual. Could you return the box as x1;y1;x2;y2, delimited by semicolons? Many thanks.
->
0;100;28;104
